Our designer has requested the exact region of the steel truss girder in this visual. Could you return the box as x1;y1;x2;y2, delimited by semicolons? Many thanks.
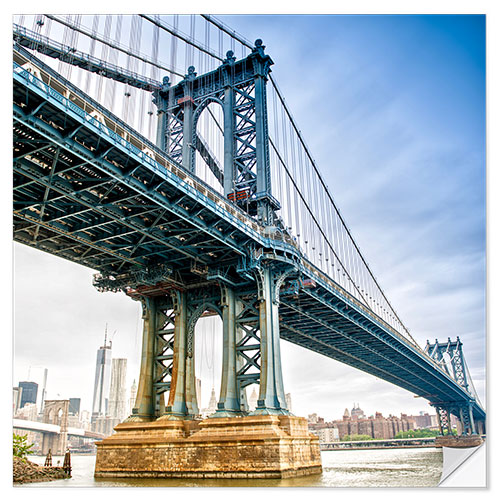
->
280;299;437;398
13;109;250;269
14;157;190;265
298;286;475;405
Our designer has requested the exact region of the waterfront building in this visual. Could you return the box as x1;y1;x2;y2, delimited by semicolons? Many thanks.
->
311;427;339;444
108;358;128;422
80;410;92;431
16;402;38;421
67;414;81;428
93;415;115;436
351;403;365;419
18;381;38;409
309;407;416;440
91;334;112;421
430;413;439;428
308;413;319;424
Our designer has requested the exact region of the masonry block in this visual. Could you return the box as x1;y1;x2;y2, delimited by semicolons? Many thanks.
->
94;415;322;479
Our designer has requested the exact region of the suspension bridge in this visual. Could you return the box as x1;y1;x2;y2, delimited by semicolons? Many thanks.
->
13;15;485;477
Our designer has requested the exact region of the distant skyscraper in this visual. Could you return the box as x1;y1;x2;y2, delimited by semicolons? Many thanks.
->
91;333;112;420
40;368;48;412
13;387;22;415
285;393;293;413
108;358;127;422
19;381;38;409
195;377;202;411
128;379;137;414
69;398;81;415
248;387;258;411
207;388;217;414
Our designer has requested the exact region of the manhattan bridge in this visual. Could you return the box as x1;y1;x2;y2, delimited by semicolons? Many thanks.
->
12;14;485;456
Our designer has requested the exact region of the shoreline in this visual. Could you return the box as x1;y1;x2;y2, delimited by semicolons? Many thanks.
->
13;457;70;485
322;444;436;451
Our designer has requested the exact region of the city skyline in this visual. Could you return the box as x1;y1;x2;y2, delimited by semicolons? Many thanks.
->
12;14;485;422
13;353;438;423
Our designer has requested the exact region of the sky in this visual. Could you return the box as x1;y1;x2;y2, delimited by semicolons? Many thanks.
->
11;14;487;422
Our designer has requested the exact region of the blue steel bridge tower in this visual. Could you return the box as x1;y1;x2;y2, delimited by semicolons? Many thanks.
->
125;40;293;421
153;40;279;225
12;20;484;476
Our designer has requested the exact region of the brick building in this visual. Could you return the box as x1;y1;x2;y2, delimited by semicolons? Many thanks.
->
309;405;416;440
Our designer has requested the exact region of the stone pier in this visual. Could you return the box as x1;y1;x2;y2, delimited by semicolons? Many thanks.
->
435;435;483;448
94;415;321;479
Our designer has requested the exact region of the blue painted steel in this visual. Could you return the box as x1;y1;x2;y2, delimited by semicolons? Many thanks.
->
154;40;278;223
12;47;485;426
252;266;288;415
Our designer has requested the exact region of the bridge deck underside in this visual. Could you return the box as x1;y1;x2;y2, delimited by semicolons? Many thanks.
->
279;292;485;421
13;66;257;283
12;51;484;424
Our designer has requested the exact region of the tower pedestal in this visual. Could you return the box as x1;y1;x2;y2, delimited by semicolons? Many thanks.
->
435;435;483;448
94;415;322;479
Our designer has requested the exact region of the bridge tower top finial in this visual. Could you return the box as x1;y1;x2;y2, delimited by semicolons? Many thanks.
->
185;66;197;81
223;50;236;64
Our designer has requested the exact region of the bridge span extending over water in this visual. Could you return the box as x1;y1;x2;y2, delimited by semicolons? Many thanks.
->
13;15;485;477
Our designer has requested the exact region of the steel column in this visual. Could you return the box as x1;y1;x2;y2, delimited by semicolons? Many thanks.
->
235;298;250;411
130;297;157;421
154;77;170;151
163;290;189;418
184;304;200;418
468;403;477;435
223;84;235;197
252;266;288;415
214;286;242;416
177;66;197;173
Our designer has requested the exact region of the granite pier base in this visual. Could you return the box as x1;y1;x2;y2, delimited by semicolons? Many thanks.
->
435;435;484;448
94;415;322;479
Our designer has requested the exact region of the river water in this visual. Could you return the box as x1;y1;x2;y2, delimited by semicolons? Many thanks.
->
20;448;443;488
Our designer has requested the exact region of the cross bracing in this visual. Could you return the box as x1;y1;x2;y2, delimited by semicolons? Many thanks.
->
12;44;485;424
13;14;414;337
14;16;484;428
